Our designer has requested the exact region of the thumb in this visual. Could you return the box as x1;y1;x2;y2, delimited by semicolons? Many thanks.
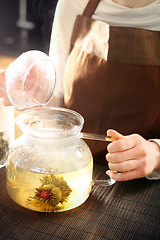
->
107;129;124;141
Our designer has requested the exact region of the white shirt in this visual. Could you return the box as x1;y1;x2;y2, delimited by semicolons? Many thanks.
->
49;0;160;179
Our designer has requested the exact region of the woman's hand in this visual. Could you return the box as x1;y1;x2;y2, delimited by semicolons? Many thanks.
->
106;129;160;181
0;69;11;106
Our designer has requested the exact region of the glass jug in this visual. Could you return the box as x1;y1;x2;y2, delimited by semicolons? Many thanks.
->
6;107;93;212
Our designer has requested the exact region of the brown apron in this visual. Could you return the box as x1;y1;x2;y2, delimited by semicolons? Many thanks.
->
63;0;160;164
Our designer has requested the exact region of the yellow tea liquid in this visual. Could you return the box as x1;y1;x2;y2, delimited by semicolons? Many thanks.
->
7;159;93;212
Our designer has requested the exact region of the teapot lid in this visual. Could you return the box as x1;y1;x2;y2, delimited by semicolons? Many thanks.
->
5;51;56;110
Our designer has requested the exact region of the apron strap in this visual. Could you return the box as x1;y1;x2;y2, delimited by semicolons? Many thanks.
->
83;0;101;18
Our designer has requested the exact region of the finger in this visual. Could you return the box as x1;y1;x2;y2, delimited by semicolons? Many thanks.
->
106;169;144;181
108;159;144;173
0;70;6;90
2;98;12;106
107;129;124;140
107;134;140;153
0;70;9;103
106;145;141;163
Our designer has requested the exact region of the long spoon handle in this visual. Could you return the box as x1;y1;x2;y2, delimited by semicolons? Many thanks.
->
81;132;116;187
81;132;114;142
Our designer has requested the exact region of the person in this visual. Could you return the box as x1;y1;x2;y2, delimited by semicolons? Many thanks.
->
48;0;160;182
1;0;160;182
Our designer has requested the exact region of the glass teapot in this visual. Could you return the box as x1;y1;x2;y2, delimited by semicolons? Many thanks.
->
6;107;93;212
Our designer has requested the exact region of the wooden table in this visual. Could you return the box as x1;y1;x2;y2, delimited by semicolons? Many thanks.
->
0;164;160;240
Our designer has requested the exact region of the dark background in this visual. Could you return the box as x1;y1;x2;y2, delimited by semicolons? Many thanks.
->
0;0;58;57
